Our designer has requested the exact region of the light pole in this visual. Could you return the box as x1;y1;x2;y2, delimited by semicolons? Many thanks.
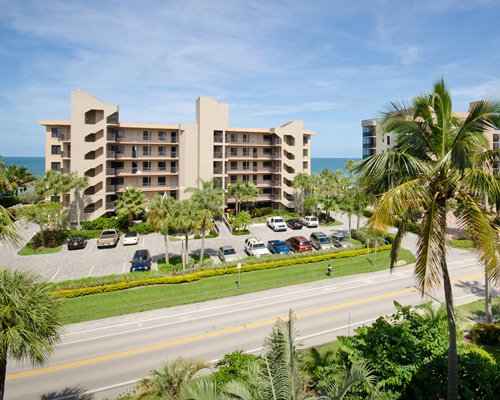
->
237;262;241;289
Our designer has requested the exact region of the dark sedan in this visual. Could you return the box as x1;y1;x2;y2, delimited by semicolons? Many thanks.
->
267;240;292;254
286;219;303;230
285;236;313;252
130;249;152;272
67;236;87;250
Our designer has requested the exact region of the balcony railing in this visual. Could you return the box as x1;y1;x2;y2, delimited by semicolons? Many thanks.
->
61;151;71;159
271;180;281;187
213;167;223;174
105;202;116;210
213;151;223;158
271;194;281;200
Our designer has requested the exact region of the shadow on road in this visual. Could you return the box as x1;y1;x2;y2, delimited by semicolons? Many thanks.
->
41;386;92;400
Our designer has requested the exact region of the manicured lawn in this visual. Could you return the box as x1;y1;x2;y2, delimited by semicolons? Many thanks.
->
320;219;343;227
18;245;63;256
458;297;500;323
448;239;474;250
157;254;213;274
60;249;415;324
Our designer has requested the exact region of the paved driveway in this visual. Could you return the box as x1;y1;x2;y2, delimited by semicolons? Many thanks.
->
0;218;351;283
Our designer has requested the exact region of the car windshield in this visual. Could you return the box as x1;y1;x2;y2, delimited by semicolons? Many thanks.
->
275;242;287;247
319;237;331;244
335;236;346;242
253;243;265;249
224;248;236;255
133;255;148;262
309;217;318;222
274;218;284;223
125;232;137;237
302;241;312;246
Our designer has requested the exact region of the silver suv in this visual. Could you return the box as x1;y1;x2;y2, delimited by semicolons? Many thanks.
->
331;231;353;249
310;232;334;250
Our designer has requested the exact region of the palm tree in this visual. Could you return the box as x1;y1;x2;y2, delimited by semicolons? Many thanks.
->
319;362;376;400
229;181;259;212
148;194;175;268
0;270;62;400
115;187;146;226
68;172;89;229
292;173;312;214
0;206;21;245
169;199;201;272
4;165;36;195
186;179;223;266
34;170;73;199
357;78;500;400
241;182;259;211
134;358;209;400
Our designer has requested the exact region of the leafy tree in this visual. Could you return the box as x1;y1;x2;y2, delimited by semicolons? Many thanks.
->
0;270;62;400
357;79;500;400
18;201;67;247
292;173;312;214
34;170;73;199
186;179;223;266
148;194;175;267
231;211;251;232
228;181;259;212
115;187;146;226
169;199;200;272
303;196;319;216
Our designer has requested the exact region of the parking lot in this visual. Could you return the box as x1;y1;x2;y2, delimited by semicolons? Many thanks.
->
0;218;351;283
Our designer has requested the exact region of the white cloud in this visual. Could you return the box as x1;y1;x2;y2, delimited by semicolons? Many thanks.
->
400;46;421;65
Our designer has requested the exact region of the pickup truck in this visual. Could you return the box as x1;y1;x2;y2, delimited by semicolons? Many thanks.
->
97;229;119;248
266;216;287;231
244;237;271;257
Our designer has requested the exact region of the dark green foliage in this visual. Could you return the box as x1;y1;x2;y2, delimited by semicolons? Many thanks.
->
129;222;157;235
194;229;218;239
470;323;500;346
251;207;273;217
350;228;389;245
66;229;102;239
213;350;261;386
362;208;374;218
0;196;21;208
31;230;67;248
82;215;128;231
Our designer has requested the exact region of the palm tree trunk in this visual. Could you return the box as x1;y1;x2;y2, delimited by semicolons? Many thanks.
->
199;219;206;267
485;271;492;323
348;213;352;232
164;227;171;274
0;358;6;400
441;258;458;400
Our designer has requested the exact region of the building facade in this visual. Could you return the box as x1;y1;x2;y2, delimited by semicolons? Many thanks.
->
361;101;500;159
41;91;314;221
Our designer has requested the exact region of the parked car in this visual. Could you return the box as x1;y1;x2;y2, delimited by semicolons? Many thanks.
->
267;240;292;254
123;231;139;246
130;249;152;272
218;245;239;262
286;219;303;230
67;236;87;250
309;232;334;250
244;237;271;257
285;236;313;252
301;215;319;228
97;229;119;249
331;231;353;249
266;216;287;232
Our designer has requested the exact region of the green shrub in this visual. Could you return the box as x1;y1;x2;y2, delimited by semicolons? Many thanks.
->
251;207;273;218
32;230;67;248
82;215;128;231
470;323;500;346
66;229;102;239
0;195;21;208
213;350;261;386
129;222;156;235
362;208;374;218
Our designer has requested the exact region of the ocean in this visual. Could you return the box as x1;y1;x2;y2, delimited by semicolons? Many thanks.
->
2;157;359;177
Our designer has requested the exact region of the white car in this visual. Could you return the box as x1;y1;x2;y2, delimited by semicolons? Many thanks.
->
218;246;239;262
301;215;319;228
244;237;271;257
123;231;139;245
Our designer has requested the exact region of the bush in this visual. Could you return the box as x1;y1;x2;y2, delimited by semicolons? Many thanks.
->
66;229;102;239
251;207;273;218
129;222;157;235
0;195;21;208
82;215;128;231
213;350;261;386
470;323;500;346
32;230;67;248
362;208;374;218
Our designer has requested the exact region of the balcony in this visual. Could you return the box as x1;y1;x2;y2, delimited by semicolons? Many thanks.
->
61;151;71;159
106;202;116;210
213;167;223;174
214;151;223;159
271;180;281;187
271;194;281;201
271;153;281;159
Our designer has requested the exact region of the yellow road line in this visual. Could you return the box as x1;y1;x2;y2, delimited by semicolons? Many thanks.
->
7;272;482;381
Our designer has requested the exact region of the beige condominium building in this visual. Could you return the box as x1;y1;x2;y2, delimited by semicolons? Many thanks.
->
41;91;314;222
362;100;499;159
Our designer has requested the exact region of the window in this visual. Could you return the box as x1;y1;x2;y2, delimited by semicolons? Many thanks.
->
112;129;125;138
51;128;62;138
51;145;61;155
243;174;249;182
132;145;138;158
132;161;138;173
303;135;309;145
303;149;308;157
230;148;238;156
263;161;272;168
387;135;391;145
158;161;166;171
171;161;177;173
230;133;237;143
263;174;272;181
243;147;249;156
158;131;166;141
143;131;152;140
111;145;124;154
51;162;61;171
303;161;308;169
263;134;271;141
243;134;249;143
171;132;177;143
143;161;151;171
263;188;271;194
158;146;166;156
142;176;151;187
230;175;237;184
263;148;272;155
111;161;124;169
243;161;249;170
111;177;124;185
143;146;151;156
230;161;237;170
171;147;177;157
158;176;166;186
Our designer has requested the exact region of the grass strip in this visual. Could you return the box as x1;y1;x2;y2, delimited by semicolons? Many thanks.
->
60;249;415;324
18;245;63;256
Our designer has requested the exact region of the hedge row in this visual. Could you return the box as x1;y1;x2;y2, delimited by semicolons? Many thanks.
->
53;245;391;299
470;322;500;346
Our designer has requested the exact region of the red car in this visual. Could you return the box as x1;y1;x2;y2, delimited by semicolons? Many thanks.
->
285;236;313;252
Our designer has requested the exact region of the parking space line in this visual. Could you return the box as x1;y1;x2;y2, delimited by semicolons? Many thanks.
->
122;261;126;273
88;240;96;251
142;237;145;246
88;265;94;278
49;269;59;282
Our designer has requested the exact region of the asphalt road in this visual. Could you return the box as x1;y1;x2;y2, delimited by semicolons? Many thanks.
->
5;248;496;400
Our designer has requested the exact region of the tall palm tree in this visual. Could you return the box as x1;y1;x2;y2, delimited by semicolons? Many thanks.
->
186;179;223;267
115;187;146;226
241;182;259;211
0;206;21;245
357;78;500;400
169;199;201;272
228;181;246;213
34;170;73;199
0;270;62;400
5;165;36;195
0;157;11;195
148;194;175;267
68;172;89;229
292;173;312;214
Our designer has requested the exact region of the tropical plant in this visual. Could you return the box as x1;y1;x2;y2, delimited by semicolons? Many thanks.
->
134;358;209;400
18;201;67;247
115;187;146;226
292;173;312;213
0;206;21;245
148;194;175;267
356;78;500;399
0;269;62;400
68;172;89;229
34;170;74;199
228;181;259;212
186;179;223;266
169;199;201;272
4;165;36;196
231;211;251;232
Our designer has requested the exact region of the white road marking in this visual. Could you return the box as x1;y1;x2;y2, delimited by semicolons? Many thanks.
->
122;261;127;273
49;269;59;282
142;237;145;246
88;265;94;278
88;240;96;251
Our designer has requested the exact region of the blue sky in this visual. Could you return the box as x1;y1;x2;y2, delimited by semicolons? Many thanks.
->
1;0;500;157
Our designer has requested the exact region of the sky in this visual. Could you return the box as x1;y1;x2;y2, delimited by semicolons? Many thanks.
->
1;0;500;158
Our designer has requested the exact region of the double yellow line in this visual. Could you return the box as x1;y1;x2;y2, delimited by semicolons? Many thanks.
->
7;272;482;381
